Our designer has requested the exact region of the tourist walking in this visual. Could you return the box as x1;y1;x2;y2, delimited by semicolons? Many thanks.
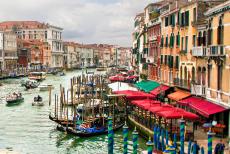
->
214;139;225;154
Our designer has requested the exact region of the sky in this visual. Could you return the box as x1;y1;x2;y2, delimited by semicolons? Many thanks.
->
0;0;156;47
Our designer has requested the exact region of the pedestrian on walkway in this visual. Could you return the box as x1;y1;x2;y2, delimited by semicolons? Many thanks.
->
214;139;225;154
191;141;200;154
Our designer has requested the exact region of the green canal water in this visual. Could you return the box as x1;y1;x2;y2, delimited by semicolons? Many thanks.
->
0;70;146;154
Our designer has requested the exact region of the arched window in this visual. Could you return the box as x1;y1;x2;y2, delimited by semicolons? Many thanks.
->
192;67;195;82
197;66;202;84
202;67;206;85
217;17;224;45
180;66;183;79
203;31;206;46
198;32;202;46
184;66;187;80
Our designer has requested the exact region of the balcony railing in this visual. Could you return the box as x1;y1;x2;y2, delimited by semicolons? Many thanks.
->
191;84;206;96
173;78;190;90
192;46;207;56
207;45;225;56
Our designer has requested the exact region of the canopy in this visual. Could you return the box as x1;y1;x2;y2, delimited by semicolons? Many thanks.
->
178;96;228;118
167;90;191;101
156;108;199;120
113;90;155;100
109;75;125;82
108;82;137;92
131;100;161;110
148;104;173;113
126;75;138;80
150;85;170;96
135;80;160;92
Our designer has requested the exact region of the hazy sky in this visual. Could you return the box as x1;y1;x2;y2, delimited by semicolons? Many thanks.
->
0;0;156;47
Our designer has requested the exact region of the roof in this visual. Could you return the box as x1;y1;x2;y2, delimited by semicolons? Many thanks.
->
167;90;191;101
135;80;160;93
178;96;228;118
113;90;155;100
205;0;230;16
150;85;170;96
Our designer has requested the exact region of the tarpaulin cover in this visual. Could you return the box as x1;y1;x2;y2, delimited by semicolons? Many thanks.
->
150;85;170;96
178;96;228;118
135;80;160;92
113;90;155;100
167;90;191;101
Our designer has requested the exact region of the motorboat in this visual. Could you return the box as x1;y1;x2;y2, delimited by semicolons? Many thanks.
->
28;72;46;81
38;84;54;91
6;92;24;104
24;80;40;89
32;95;44;106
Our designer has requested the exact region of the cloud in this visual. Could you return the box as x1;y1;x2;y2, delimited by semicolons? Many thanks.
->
0;0;155;47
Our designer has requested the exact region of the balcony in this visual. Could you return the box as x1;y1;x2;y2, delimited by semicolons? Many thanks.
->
173;78;190;90
191;84;206;96
192;46;207;56
207;45;225;57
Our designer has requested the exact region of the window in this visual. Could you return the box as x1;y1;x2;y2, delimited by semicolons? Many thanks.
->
185;36;188;53
161;55;163;64
176;32;180;46
185;11;189;26
217;17;224;45
192;35;196;47
165;17;169;27
175;56;179;69
170;33;174;48
181;12;185;26
161;36;164;47
203;31;206;46
165;35;168;47
197;32;202;46
164;55;167;65
193;7;197;22
181;37;184;51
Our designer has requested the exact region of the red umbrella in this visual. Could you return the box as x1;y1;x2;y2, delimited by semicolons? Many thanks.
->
114;90;155;100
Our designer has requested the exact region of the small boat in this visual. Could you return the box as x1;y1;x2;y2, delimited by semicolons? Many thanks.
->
38;84;54;91
6;92;24;104
66;123;123;137
32;96;44;106
59;72;65;76
24;80;40;89
28;72;46;81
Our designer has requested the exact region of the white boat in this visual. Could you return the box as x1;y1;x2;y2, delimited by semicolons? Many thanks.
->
38;84;54;91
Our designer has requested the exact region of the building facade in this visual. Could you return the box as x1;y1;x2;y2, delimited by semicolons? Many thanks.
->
0;32;17;73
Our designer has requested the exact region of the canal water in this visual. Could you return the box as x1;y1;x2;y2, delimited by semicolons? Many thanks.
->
0;70;146;154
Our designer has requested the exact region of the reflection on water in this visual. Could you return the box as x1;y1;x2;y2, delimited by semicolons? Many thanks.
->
0;70;146;154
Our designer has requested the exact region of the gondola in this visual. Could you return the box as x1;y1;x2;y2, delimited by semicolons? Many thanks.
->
49;114;74;127
24;80;40;89
65;123;123;137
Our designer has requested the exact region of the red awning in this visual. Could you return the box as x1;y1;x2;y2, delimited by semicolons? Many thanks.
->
109;76;125;82
178;96;228;118
156;108;199;120
131;100;161;110
150;85;170;96
126;75;138;80
113;90;155;100
148;104;173;113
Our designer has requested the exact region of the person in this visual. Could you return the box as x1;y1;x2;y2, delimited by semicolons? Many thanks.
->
214;139;225;154
37;95;42;101
191;141;200;154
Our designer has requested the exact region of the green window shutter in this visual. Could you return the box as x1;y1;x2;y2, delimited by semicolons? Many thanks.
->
177;12;180;25
185;11;189;26
175;56;179;69
166;36;168;47
178;34;180;46
165;55;167;65
172;14;175;26
161;36;164;47
161;55;163;64
172;34;174;47
185;36;188;53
